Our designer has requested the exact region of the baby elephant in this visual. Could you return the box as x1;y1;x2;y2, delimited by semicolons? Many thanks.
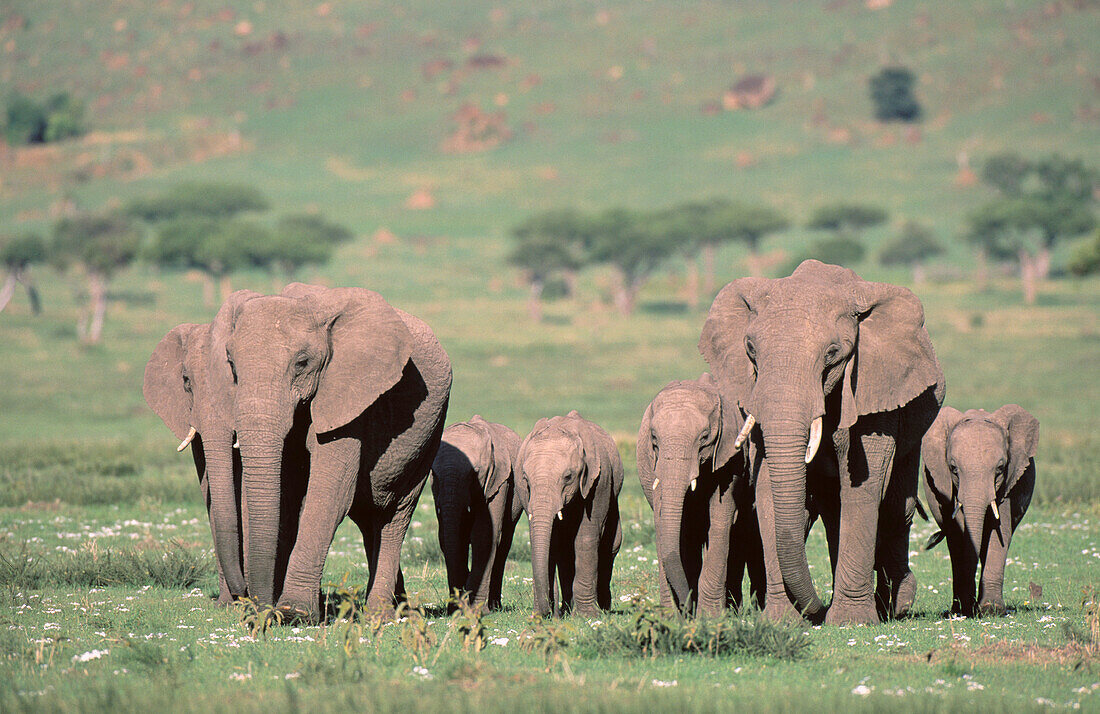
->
637;373;763;616
922;405;1039;616
519;411;623;617
431;416;523;610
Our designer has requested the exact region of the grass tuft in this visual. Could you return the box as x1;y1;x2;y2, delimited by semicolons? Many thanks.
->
0;539;211;591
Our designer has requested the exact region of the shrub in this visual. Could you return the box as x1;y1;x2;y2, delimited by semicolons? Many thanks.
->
125;182;269;222
1068;230;1100;276
3;91;85;144
869;66;921;122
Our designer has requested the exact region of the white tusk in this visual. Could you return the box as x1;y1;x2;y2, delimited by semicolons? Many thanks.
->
557;510;563;521
233;438;240;449
177;426;197;452
805;417;823;464
733;414;756;450
690;478;697;492
652;478;659;489
990;500;1000;520
952;501;961;520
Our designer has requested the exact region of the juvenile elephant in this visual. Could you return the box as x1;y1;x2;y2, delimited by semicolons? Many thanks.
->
144;290;266;604
636;373;764;616
431;416;523;610
922;405;1039;616
518;411;623;617
699;260;944;625
224;283;451;622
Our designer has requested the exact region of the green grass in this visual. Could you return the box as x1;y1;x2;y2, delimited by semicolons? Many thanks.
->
1;0;1099;710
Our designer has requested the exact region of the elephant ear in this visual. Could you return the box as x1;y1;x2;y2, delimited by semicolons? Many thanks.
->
840;280;943;429
991;404;1039;494
921;406;964;504
466;416;505;500
144;324;204;440
209;290;261;396
486;420;522;502
303;287;415;435
698;278;770;411
635;401;656;485
580;424;620;500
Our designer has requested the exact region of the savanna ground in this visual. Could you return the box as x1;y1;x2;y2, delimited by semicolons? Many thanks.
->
2;0;1100;711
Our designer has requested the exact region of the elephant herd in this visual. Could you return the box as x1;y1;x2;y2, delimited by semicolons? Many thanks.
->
144;260;1039;626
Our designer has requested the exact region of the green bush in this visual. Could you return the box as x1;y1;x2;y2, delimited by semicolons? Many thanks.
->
1068;230;1100;276
0;540;212;590
125;183;269;222
3;91;85;145
869;66;921;122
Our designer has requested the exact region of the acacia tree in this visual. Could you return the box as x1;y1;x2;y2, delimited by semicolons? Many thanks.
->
263;213;353;288
644;202;714;309
196;220;272;300
52;212;141;343
965;199;1045;304
0;232;46;314
704;201;790;279
588;207;677;314
508;209;590;321
878;220;944;285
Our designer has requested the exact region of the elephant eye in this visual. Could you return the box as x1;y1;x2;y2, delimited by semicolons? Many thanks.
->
294;354;309;371
825;343;842;364
744;337;756;362
948;463;958;475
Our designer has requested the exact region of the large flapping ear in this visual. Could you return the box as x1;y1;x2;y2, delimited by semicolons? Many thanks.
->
214;289;264;335
465;416;503;500
991;404;1039;494
144;324;204;440
840;280;943;429
698;278;770;412
635;402;656;480
485;419;522;501
580;423;620;500
698;371;742;470
304;287;415;434
209;290;261;395
921;406;965;503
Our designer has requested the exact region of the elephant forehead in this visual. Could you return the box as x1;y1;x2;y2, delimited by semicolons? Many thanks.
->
439;428;483;461
524;434;580;464
650;402;711;436
760;279;853;319
949;420;1007;460
235;297;315;338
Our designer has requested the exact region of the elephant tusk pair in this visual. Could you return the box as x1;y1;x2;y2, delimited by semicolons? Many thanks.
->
177;426;197;452
990;500;1000;520
805;417;823;464
733;414;756;450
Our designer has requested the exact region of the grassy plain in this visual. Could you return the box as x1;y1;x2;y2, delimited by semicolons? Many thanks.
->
2;0;1100;711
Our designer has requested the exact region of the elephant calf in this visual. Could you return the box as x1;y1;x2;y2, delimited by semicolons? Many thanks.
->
519;411;623;617
922;404;1039;616
637;373;764;616
431;416;523;610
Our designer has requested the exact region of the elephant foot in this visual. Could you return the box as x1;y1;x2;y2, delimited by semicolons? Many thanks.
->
573;603;600;618
763;597;804;623
977;600;1006;617
893;571;917;618
825;598;880;626
276;598;321;626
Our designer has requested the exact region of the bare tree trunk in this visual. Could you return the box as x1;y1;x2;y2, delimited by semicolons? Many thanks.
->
911;262;926;286
684;255;700;311
1019;250;1038;306
975;249;988;292
562;269;578;299
0;271;16;313
86;271;108;344
744;249;763;278
613;271;643;315
701;243;717;298
19;270;41;314
527;279;544;322
1035;244;1052;281
202;273;216;308
219;274;233;301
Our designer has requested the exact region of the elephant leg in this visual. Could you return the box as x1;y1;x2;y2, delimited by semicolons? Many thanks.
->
946;525;977;616
826;430;895;626
598;502;621;611
277;437;361;623
754;460;802;621
875;449;918;620
488;506;518;611
698;486;734;617
553;524;575;615
726;526;746;611
743;508;767;610
977;515;1013;616
466;499;498;607
570;514;603;616
198;469;233;605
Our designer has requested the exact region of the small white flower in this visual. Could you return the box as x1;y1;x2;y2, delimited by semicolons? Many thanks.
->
851;685;872;696
285;672;301;680
490;637;509;646
72;649;108;663
412;666;433;680
651;679;678;688
229;672;252;681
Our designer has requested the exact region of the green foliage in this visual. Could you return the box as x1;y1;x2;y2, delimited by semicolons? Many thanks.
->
235;598;284;640
0;232;46;268
786;235;866;274
194;219;271;276
879;221;944;267
0;540;210;591
1067;230;1100;276
125;183;269;222
51;212;141;277
143;217;218;270
508;208;590;281
266;213;352;275
704;200;791;253
807;203;888;232
868;65;921;122
3;91;84;145
588;207;677;282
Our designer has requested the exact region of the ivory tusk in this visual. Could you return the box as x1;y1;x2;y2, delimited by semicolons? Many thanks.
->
177;426;197;452
990;500;1000;520
557;510;563;521
652;478;659;490
690;478;697;492
952;501;961;520
805;417;823;464
233;438;240;449
733;414;756;450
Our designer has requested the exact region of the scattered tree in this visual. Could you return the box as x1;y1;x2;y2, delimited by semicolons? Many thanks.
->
706;201;790;278
196;220;273;300
261;214;354;288
1068;230;1100;277
0;232;46;314
878;220;944;284
807;203;888;235
965;198;1044;304
3;91;85;145
508;209;590;321
125;182;269;222
52;212;141;343
588;208;677;314
142;217;221;304
868;66;921;122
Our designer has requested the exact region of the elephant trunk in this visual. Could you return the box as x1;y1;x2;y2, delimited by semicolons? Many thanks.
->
960;475;996;566
529;510;556;617
205;433;246;597
654;457;694;611
761;417;825;619
238;428;284;606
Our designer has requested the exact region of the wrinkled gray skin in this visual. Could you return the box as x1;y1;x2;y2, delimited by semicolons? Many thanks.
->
519;411;623;618
636;373;764;616
431;416;523;610
700;260;944;625
922;405;1038;616
144;291;267;605
225;283;451;623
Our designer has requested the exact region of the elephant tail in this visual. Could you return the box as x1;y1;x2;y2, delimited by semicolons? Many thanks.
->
913;497;930;522
924;530;946;551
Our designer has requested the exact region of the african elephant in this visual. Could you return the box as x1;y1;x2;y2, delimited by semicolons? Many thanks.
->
431;415;523;610
224;283;451;622
922;405;1039;616
636;373;764;616
144;290;265;605
518;411;623;617
699;260;944;625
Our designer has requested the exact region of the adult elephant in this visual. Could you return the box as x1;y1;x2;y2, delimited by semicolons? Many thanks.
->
144;290;266;604
225;283;451;622
699;260;944;625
